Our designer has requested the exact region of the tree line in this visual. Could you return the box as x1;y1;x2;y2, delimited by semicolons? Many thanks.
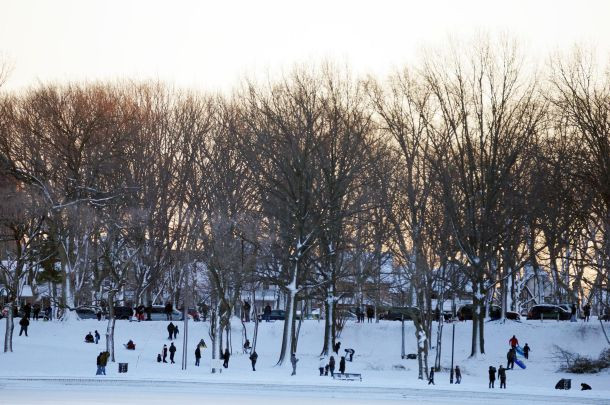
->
1;40;609;376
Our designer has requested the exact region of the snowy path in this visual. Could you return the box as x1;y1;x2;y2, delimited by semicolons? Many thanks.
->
1;377;607;405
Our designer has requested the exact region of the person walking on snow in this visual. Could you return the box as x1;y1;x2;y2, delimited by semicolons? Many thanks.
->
96;352;103;375
428;368;435;385
455;365;462;384
173;324;179;339
583;303;591;322
345;348;355;362
329;356;336;376
162;344;168;363
508;335;518;348
99;351;109;375
249;351;258;371
366;306;374;323
523;343;531;359
571;303;577;322
488;366;496;388
195;346;201;366
319;357;326;376
94;330;100;344
169;343;176;364
243;301;251;322
339;356;346;374
167;322;175;340
263;304;272;322
291;353;299;375
19;317;29;336
223;348;230;368
498;365;507;389
334;341;341;354
507;348;516;370
165;302;173;320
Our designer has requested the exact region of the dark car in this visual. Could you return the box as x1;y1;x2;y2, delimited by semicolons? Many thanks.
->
527;304;571;320
257;309;286;321
76;307;103;319
457;304;502;321
380;307;420;321
148;305;183;321
112;306;134;320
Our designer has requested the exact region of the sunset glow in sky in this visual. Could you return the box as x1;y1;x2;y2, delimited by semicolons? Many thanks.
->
1;0;609;91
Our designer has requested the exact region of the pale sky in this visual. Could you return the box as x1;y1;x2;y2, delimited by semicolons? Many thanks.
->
1;0;609;92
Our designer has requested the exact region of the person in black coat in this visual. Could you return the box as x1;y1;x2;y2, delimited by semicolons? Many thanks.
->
339;356;346;374
162;344;168;363
344;348;355;362
165;302;173;320
23;303;32;320
243;301;251;322
195;346;201;366
173;325;179;339
263;304;272;322
523;343;531;359
506;348;516;369
19;317;29;336
366;306;374;323
33;304;40;321
250;351;258;371
85;332;94;343
223;348;230;368
169;343;177;364
96;352;103;375
583;303;591;322
498;365;507;389
334;341;341;354
488;366;496;388
167;322;175;340
428;368;435;385
329;356;336;376
455;365;462;384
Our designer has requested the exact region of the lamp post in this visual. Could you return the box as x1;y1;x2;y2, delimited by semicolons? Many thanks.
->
449;322;455;383
401;314;405;359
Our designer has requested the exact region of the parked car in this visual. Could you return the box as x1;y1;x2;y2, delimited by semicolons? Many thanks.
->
505;311;521;321
527;304;571;320
112;306;134;320
148;305;183;321
380;307;420;321
257;309;286;321
76;307;103;319
457;304;502;321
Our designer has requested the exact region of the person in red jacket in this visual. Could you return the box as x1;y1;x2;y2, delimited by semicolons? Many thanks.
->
508;335;518;348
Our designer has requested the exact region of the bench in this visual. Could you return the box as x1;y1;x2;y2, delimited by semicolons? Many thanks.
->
332;373;362;381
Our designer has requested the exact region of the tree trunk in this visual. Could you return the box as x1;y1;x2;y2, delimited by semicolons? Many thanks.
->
3;301;15;352
277;262;298;366
106;294;116;362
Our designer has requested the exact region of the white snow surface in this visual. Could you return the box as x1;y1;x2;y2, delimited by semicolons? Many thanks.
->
2;317;610;404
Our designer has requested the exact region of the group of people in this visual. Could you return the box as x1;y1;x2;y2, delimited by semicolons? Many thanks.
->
485;334;532;389
157;343;177;364
85;330;101;344
355;306;375;323
317;341;352;377
167;322;179;340
488;365;507;388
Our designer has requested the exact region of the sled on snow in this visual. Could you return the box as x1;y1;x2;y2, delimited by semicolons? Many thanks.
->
514;358;526;369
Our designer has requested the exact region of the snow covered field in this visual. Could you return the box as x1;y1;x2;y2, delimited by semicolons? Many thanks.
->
2;317;609;404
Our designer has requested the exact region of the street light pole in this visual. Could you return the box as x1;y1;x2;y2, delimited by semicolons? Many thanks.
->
450;322;455;383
